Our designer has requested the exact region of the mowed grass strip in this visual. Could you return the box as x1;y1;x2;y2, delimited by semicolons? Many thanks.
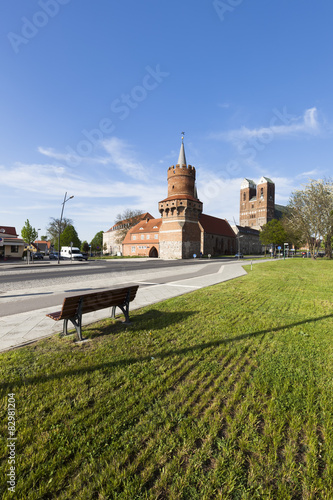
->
1;259;333;499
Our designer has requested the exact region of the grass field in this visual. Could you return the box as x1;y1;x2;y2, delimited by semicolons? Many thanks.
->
1;259;333;499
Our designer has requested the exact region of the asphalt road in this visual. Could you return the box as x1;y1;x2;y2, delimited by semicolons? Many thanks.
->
0;257;238;284
0;257;253;317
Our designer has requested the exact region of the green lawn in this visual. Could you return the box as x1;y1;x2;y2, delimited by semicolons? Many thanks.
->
1;260;333;499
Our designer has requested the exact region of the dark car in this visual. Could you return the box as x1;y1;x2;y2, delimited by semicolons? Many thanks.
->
33;252;44;260
81;252;88;261
235;253;244;259
49;252;64;260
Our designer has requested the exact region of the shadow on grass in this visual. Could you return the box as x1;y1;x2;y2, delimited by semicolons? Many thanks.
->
1;312;333;390
84;309;197;339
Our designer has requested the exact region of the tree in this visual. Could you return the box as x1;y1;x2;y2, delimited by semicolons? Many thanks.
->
58;225;81;250
114;209;144;245
40;235;48;241
259;219;288;251
81;241;90;253
21;220;38;244
46;217;73;246
281;216;305;252
90;231;104;253
286;179;333;259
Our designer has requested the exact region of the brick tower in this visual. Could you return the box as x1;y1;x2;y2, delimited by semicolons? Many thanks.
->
158;137;203;259
239;177;275;229
256;176;275;227
239;178;257;227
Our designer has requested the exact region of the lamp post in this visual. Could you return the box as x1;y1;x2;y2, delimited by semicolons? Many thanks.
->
237;234;244;259
36;228;41;251
58;192;74;264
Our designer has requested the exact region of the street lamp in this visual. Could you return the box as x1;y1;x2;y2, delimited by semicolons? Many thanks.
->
36;228;41;251
58;192;74;264
237;234;244;259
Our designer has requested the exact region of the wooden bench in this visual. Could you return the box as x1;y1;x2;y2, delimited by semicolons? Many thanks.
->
46;285;139;341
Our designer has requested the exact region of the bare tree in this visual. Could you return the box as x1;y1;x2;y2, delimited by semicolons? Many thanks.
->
286;179;333;258
46;217;73;246
114;209;145;245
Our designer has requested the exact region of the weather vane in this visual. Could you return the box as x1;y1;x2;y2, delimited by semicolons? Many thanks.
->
181;131;185;142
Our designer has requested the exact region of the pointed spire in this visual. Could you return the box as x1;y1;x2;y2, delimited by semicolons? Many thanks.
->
177;132;187;166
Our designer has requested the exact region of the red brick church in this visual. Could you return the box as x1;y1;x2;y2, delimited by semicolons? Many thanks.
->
122;138;236;258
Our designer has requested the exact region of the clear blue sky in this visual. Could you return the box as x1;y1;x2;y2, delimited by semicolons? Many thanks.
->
1;0;332;242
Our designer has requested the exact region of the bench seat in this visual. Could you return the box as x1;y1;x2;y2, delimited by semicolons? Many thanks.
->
46;285;139;341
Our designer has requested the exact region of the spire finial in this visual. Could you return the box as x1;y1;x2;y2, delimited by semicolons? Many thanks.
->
181;131;185;143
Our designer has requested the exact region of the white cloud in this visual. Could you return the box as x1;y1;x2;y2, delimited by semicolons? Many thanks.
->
38;146;110;166
101;137;147;180
0;161;164;202
211;107;320;144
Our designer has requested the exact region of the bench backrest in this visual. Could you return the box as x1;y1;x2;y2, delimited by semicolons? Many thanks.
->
59;285;139;319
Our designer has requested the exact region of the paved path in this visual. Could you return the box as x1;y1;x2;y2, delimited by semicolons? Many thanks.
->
0;259;273;353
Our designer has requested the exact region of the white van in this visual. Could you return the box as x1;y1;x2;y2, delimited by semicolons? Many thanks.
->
60;246;85;261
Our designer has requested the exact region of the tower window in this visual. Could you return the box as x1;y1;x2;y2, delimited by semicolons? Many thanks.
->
243;193;246;201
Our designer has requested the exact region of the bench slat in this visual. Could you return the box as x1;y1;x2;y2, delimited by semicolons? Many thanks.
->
46;286;139;338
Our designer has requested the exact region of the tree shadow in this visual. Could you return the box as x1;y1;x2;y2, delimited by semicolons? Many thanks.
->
1;312;333;390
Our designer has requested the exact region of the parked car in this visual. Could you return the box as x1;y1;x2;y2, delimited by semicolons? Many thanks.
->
235;253;244;259
81;252;88;261
49;252;64;260
33;252;44;260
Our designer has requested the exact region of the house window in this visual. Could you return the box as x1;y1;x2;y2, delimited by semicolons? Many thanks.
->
243;193;246;201
147;234;150;239
11;246;19;253
141;234;144;240
154;234;158;239
132;235;137;240
131;246;135;252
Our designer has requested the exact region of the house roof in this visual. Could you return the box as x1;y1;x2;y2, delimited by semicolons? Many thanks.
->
105;212;154;232
199;214;236;238
122;218;162;244
0;226;18;237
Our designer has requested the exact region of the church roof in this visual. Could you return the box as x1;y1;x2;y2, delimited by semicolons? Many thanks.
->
199;214;236;238
241;178;256;189
259;176;274;184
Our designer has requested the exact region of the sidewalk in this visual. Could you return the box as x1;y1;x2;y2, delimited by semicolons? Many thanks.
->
0;260;265;353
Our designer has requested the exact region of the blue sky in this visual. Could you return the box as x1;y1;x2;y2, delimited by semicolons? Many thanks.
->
1;0;333;242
